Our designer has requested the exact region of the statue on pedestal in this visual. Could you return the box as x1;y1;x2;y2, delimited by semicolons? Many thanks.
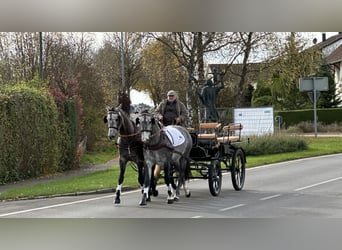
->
197;69;224;122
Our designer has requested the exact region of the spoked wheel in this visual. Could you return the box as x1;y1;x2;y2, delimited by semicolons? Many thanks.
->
231;148;245;191
208;160;222;196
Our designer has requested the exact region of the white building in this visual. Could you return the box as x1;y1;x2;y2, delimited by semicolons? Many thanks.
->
314;32;342;104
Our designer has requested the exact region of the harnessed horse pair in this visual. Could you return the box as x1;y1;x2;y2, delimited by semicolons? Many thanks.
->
104;105;192;206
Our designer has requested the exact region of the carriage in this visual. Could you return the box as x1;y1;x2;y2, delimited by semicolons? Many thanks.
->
105;104;247;205
185;122;246;196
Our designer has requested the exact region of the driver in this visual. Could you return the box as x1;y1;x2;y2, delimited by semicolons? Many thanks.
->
155;90;189;127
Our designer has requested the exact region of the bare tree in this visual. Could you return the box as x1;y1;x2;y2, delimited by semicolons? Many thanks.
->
97;32;144;103
216;32;282;107
140;40;187;106
148;32;234;126
0;32;42;83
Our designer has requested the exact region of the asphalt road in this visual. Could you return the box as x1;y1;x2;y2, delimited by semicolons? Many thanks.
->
1;154;342;218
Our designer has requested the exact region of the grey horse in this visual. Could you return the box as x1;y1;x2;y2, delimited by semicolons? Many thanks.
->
137;112;192;206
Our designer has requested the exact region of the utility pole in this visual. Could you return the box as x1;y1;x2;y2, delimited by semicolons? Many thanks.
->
120;32;125;91
39;32;43;80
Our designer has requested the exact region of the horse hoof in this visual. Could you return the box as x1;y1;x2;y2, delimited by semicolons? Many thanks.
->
114;197;120;204
186;192;191;198
174;196;179;202
139;194;147;206
139;199;147;206
146;196;151;202
167;199;174;204
153;190;159;197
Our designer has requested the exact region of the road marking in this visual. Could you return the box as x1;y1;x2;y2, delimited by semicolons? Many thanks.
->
0;189;148;217
260;194;282;201
219;204;245;212
0;194;117;217
294;176;342;191
248;154;342;171
191;215;203;218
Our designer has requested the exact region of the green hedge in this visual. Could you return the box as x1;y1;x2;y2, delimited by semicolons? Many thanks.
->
0;85;62;183
275;108;342;128
241;134;308;156
59;100;78;171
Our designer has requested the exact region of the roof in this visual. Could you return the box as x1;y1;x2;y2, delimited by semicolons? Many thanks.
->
314;33;342;49
325;44;342;64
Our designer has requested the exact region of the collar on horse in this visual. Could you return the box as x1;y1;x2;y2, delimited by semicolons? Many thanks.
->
144;130;174;151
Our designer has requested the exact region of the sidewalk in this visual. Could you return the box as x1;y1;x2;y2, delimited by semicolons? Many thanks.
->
0;158;119;194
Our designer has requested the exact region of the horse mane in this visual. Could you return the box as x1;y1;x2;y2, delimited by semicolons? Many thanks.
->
117;90;131;115
115;106;137;135
140;109;165;130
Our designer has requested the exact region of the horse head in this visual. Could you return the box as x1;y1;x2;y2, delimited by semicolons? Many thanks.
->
138;111;160;144
104;105;122;140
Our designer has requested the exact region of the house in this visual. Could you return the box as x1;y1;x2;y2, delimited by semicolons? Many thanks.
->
314;32;342;104
205;33;342;106
325;44;342;101
314;32;342;58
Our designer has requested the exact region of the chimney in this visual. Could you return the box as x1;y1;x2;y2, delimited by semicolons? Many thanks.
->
322;32;326;41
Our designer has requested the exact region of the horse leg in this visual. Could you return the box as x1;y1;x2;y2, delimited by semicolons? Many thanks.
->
150;164;159;197
114;160;126;204
137;161;145;192
174;165;181;201
139;163;152;206
183;159;191;198
164;163;175;204
183;178;191;198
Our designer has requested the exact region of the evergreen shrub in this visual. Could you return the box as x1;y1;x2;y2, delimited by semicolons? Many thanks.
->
0;85;61;183
241;134;308;156
275;108;342;128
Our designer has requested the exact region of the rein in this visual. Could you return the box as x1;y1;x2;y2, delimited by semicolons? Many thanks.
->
118;131;140;138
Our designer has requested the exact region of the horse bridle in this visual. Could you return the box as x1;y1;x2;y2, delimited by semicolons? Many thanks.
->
107;109;140;138
107;110;121;131
140;113;151;132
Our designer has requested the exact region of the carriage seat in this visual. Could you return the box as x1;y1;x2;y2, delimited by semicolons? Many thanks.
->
197;122;221;140
216;123;243;144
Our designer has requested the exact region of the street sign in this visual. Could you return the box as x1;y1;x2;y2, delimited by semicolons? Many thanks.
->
299;77;329;92
298;76;328;138
307;91;321;103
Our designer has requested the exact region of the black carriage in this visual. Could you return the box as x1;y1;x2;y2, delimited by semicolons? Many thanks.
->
186;122;246;196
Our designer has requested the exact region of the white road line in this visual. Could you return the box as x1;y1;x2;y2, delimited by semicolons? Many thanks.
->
248;154;342;171
219;204;245;212
191;215;203;218
0;194;117;217
0;189;147;217
260;194;282;201
294;176;342;191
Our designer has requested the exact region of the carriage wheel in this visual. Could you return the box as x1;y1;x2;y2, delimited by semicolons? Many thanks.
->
230;148;245;191
208;160;222;196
